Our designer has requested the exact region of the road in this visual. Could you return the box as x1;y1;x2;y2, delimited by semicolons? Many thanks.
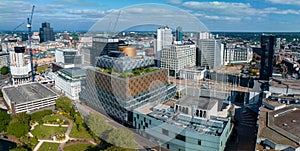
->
75;102;157;150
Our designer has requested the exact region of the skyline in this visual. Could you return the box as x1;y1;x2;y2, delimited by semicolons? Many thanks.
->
1;0;300;32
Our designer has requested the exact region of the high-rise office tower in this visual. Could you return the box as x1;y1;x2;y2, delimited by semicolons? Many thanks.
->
197;39;224;70
175;26;183;42
260;35;276;81
39;22;55;43
156;26;172;66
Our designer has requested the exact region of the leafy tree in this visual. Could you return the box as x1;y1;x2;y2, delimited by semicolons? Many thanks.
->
106;128;138;149
55;97;72;112
0;110;11;132
86;113;113;138
30;110;53;123
1;66;8;75
7;113;30;138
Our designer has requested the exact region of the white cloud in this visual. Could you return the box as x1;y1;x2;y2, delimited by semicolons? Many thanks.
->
203;15;241;21
167;0;182;4
266;0;300;5
183;1;300;17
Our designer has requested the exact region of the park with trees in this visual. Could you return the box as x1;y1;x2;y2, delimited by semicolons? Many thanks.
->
0;97;137;151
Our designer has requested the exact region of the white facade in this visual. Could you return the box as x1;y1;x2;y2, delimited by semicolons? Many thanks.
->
161;44;196;74
55;76;81;100
198;32;213;40
224;45;253;65
54;68;86;100
156;26;172;63
179;67;206;81
198;39;224;70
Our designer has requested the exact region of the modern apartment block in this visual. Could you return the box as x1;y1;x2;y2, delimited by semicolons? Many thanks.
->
133;96;232;151
160;44;196;76
54;67;86;100
80;55;176;125
224;44;253;65
2;82;58;114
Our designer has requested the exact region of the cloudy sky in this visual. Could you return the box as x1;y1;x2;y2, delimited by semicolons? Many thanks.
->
1;0;300;32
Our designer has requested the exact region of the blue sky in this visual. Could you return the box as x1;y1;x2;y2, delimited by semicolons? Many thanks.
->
1;0;300;32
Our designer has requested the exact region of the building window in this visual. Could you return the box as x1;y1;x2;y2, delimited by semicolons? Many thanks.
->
198;140;201;145
162;129;169;136
175;134;185;142
149;120;151;125
137;114;139;119
145;123;148;128
167;144;169;149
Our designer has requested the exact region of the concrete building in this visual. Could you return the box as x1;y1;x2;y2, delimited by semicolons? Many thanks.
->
160;44;196;76
198;39;224;70
258;104;300;151
55;48;82;68
80;55;176;125
39;22;55;43
224;44;253;65
156;26;172;66
91;37;119;66
79;46;92;66
54;68;86;100
10;47;32;85
2;82;58;114
133;96;232;151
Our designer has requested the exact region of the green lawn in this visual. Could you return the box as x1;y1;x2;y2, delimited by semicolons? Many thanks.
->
64;143;98;151
69;125;92;139
42;115;69;125
37;65;48;74
31;125;67;139
39;142;59;151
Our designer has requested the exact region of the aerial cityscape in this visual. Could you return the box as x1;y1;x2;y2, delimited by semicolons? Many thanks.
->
0;0;300;151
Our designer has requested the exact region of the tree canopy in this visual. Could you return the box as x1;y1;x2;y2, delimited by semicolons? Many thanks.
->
7;113;30;138
0;110;11;132
106;128;138;150
86;113;113;138
1;66;8;75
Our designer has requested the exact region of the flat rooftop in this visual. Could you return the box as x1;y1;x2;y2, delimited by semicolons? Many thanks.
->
176;95;218;110
135;101;228;136
3;82;58;104
258;105;300;148
58;67;86;79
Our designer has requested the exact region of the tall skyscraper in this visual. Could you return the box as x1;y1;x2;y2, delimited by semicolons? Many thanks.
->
175;26;183;42
156;26;172;66
260;35;276;80
39;22;55;42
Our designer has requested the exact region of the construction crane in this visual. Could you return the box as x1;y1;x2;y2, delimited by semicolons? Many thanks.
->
12;22;25;34
27;5;35;82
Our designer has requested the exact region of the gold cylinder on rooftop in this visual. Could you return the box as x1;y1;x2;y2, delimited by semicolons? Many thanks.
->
119;46;136;57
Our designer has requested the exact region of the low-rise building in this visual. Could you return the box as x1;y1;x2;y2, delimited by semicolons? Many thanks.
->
179;67;206;81
2;82;58;114
133;96;232;151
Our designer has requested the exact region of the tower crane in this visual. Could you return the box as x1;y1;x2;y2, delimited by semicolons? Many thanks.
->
27;5;35;82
